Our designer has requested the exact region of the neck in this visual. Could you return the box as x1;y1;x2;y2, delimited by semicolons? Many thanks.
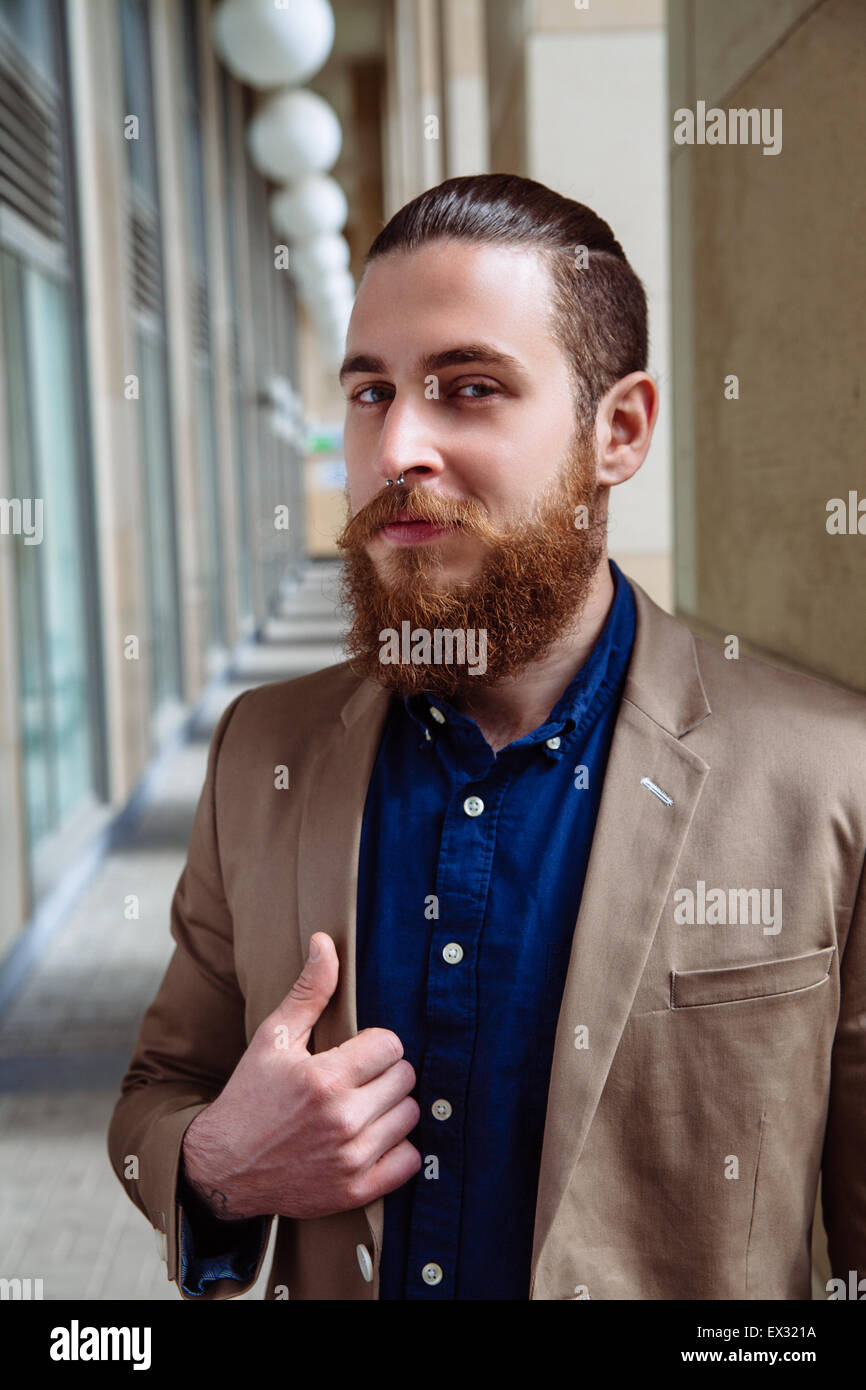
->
451;557;615;754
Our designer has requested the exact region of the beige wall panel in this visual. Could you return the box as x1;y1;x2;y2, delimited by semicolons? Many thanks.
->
668;0;695;123
691;0;866;690
534;0;664;30
693;0;823;107
612;551;673;611
485;0;530;174
670;145;697;614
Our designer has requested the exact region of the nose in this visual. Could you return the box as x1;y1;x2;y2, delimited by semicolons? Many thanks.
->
373;396;444;488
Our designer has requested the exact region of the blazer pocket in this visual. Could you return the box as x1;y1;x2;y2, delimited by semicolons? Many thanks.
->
670;945;835;1009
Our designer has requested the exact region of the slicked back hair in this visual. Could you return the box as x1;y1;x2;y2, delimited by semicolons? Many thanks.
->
365;173;649;434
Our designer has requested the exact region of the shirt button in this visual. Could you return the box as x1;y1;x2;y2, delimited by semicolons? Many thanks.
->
463;795;484;817
429;706;446;724
442;942;463;964
546;736;561;750
421;1262;443;1285
356;1244;373;1283
431;1098;452;1121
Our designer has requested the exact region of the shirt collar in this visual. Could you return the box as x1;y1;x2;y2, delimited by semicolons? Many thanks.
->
403;560;636;759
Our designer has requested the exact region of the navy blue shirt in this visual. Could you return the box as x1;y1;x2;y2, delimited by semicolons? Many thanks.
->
180;560;636;1298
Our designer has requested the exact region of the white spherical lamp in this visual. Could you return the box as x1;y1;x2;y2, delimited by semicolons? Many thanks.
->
317;269;355;305
309;289;353;328
211;0;334;89
269;175;348;240
290;233;350;281
247;89;341;181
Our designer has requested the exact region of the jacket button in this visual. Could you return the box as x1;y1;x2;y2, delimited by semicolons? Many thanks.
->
421;1262;443;1285
356;1243;373;1282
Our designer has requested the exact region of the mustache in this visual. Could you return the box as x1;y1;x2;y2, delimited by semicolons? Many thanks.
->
336;484;504;550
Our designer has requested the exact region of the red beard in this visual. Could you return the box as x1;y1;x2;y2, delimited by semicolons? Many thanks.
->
335;436;607;699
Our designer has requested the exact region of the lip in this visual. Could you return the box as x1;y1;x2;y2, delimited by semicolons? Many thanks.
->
381;519;453;546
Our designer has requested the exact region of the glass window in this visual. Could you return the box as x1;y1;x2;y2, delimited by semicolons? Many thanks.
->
1;251;99;847
0;0;104;877
0;0;56;84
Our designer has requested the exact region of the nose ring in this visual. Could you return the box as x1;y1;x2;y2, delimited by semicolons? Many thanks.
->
385;472;405;487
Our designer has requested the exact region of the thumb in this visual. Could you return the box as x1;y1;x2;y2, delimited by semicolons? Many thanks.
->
275;932;339;1051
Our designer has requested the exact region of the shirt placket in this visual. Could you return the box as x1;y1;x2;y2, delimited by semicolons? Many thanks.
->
403;750;506;1299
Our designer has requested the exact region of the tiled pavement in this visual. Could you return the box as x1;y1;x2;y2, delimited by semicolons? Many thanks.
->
0;562;346;1300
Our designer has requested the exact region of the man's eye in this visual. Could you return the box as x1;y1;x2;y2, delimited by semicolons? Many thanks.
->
455;382;498;399
353;385;392;404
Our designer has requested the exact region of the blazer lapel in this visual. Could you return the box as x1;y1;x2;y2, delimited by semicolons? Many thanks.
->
530;580;712;1284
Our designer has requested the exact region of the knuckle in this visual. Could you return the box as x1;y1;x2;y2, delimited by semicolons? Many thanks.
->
307;1063;341;1106
330;1102;359;1143
346;1132;373;1171
343;1172;370;1208
337;1136;364;1177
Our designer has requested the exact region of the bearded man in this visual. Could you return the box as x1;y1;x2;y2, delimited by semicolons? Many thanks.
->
109;174;866;1302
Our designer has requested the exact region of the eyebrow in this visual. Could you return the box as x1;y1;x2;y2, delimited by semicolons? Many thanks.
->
338;343;529;385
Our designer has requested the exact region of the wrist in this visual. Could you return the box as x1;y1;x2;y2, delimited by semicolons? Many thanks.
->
181;1112;241;1222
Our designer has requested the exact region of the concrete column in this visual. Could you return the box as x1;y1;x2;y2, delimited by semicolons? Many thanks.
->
67;0;151;800
197;0;241;646
441;0;489;176
0;263;30;947
384;0;446;211
150;0;208;699
484;0;529;176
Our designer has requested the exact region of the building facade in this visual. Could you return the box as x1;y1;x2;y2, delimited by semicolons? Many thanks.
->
0;0;307;960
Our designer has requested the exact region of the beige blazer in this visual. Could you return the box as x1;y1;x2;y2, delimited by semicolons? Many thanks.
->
108;577;866;1299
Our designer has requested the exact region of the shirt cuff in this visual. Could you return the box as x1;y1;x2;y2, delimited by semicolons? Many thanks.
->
178;1174;269;1298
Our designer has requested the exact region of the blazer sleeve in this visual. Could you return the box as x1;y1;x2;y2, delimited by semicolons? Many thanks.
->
106;689;273;1300
821;848;866;1282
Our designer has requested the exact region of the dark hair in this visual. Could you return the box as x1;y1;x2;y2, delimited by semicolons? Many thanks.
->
365;173;648;430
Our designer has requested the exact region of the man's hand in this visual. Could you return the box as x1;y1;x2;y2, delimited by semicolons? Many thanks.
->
181;932;422;1220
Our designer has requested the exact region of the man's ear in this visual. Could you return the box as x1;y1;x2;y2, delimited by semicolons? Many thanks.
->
595;372;659;488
